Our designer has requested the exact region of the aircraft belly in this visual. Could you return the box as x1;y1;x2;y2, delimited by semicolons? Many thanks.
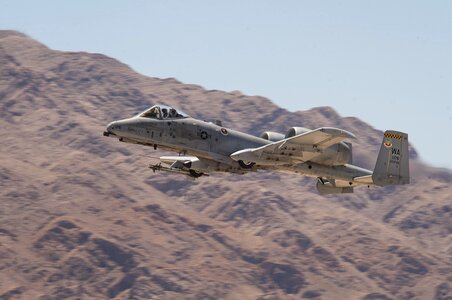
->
286;162;372;183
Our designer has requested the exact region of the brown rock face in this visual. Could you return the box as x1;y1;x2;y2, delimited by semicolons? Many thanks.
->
0;30;451;299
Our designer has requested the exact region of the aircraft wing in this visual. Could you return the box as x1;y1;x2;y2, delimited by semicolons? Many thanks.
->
284;127;355;149
230;127;355;165
149;156;209;178
159;156;197;167
150;155;246;177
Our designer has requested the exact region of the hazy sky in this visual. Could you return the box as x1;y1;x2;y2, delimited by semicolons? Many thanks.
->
1;1;451;168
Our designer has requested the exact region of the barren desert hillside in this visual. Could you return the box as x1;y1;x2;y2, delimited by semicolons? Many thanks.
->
0;30;451;300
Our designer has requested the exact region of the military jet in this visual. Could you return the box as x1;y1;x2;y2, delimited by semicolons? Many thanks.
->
103;104;409;194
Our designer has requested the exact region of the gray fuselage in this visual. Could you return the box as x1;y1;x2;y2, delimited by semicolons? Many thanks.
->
108;116;268;161
104;105;409;194
106;115;365;179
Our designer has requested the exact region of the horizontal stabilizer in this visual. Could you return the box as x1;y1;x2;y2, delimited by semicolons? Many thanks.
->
353;175;373;185
316;179;354;194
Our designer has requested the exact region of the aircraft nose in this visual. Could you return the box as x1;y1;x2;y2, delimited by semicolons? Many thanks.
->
104;121;117;137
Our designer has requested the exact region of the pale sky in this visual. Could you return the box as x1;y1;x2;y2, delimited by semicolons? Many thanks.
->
1;1;451;169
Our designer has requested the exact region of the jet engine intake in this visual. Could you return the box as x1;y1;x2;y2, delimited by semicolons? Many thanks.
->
260;131;285;142
285;127;311;138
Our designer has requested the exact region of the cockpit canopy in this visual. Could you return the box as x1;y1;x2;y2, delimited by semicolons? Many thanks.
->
139;104;189;120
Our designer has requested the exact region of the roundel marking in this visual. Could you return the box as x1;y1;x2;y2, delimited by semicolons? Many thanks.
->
200;131;208;140
220;128;228;135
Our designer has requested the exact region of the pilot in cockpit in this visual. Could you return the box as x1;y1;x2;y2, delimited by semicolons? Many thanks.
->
161;108;169;119
139;105;189;120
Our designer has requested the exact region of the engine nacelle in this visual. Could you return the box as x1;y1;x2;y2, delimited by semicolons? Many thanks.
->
316;180;354;194
285;127;311;138
260;131;285;142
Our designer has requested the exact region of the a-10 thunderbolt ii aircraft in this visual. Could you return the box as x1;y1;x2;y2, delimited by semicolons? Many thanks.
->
104;104;409;194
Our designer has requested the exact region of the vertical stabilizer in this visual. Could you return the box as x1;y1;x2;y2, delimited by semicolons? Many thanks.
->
372;130;410;186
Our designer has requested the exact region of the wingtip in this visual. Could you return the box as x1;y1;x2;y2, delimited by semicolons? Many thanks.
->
345;130;357;139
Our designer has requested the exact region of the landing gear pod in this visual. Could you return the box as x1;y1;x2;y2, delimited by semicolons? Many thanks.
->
238;160;255;169
189;169;203;178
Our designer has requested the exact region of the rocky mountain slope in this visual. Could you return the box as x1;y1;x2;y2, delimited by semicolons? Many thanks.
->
0;30;451;299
